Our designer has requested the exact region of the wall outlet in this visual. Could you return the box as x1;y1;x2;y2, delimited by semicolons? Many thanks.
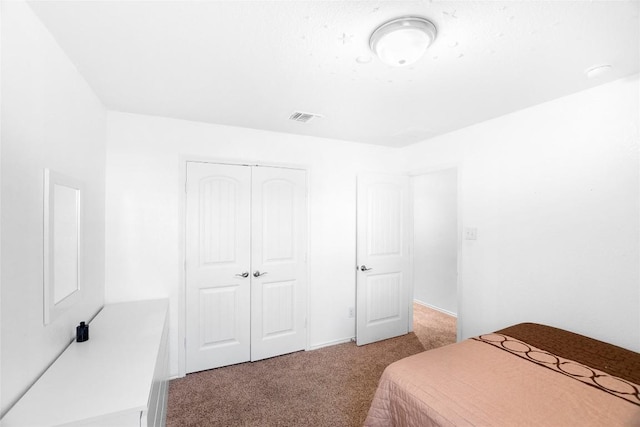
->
348;307;355;318
464;227;478;240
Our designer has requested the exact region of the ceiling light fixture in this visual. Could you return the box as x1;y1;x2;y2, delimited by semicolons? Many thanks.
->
370;16;437;67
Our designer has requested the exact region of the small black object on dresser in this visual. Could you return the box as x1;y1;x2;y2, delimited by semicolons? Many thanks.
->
76;321;89;342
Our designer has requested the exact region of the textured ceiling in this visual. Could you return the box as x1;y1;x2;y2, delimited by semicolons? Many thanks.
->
28;1;640;147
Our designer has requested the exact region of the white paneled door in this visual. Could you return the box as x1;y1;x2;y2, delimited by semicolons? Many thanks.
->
356;173;411;346
185;163;252;373
185;162;307;373
251;166;307;361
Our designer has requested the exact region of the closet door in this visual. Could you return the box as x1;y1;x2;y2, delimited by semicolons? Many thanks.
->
250;166;307;361
185;162;251;373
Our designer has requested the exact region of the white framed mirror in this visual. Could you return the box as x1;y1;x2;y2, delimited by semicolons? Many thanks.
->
44;169;83;325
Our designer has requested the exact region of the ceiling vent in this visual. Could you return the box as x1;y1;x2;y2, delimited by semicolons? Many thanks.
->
289;111;322;123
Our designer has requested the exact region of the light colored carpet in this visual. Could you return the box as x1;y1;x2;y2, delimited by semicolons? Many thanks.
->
167;304;455;426
412;302;457;349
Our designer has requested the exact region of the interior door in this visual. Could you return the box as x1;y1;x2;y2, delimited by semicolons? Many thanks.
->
185;162;251;373
251;166;307;361
356;173;411;346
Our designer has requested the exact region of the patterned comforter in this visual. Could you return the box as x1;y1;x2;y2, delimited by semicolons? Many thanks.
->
365;323;640;426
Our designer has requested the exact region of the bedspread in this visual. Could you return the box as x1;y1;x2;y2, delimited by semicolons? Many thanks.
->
364;327;640;426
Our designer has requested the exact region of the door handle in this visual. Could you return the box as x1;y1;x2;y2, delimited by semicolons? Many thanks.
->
253;270;268;278
235;272;249;278
360;265;373;271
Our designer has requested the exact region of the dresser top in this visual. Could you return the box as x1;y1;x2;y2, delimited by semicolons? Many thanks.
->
2;299;169;426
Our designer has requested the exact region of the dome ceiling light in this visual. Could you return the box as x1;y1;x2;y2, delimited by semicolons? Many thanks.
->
369;16;437;67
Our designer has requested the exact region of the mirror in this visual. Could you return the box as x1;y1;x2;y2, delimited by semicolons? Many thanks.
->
44;169;83;325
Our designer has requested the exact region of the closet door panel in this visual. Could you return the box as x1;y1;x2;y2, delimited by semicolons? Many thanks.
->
251;167;307;361
185;162;251;373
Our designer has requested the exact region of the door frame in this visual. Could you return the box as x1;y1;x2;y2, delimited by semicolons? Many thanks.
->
408;163;463;343
177;156;310;378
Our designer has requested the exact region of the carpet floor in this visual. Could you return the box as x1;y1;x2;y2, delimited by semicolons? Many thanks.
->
167;304;456;426
413;302;457;350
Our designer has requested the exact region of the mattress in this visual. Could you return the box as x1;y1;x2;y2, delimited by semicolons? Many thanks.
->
364;323;640;426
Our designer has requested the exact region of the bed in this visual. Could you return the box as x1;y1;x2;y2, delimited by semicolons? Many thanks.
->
365;323;640;426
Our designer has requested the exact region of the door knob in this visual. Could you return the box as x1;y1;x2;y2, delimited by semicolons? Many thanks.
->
360;265;373;271
235;272;249;278
253;270;268;278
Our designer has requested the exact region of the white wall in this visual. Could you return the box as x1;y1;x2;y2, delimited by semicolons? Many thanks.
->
0;0;3;413
105;112;404;376
412;169;458;315
404;75;640;351
1;1;106;416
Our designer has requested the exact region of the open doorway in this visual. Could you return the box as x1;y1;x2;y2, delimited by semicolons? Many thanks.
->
411;168;458;349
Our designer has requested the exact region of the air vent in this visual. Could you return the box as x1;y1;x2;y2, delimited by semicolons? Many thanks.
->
289;111;322;123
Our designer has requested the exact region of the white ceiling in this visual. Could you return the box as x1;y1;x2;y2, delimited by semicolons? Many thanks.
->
28;0;640;147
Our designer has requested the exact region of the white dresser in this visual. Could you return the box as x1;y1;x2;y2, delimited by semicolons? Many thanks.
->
2;299;170;427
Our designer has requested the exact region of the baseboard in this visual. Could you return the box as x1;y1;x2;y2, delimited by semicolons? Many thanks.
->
308;337;353;351
414;299;457;318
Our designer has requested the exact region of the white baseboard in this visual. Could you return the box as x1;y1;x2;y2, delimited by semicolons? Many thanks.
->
414;299;457;318
308;337;353;351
